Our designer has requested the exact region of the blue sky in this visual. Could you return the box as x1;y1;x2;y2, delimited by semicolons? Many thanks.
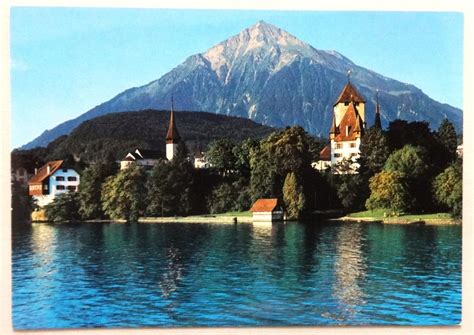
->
10;8;463;148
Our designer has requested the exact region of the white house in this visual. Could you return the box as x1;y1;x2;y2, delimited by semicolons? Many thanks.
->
28;160;80;207
120;149;162;170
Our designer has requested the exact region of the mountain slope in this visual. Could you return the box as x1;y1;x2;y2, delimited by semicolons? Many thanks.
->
21;20;462;149
40;110;275;163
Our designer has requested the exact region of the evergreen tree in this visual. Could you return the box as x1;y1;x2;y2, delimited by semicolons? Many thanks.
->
101;165;147;222
358;127;390;175
283;172;305;220
436;118;458;163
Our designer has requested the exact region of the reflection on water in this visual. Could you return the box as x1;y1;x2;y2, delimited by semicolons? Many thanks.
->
332;223;366;320
12;221;461;329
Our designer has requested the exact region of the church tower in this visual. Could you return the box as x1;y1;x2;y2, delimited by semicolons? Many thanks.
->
165;98;181;161
374;90;382;129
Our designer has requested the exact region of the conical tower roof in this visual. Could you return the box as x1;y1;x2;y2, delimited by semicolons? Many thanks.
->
333;81;366;106
165;103;181;144
374;91;382;129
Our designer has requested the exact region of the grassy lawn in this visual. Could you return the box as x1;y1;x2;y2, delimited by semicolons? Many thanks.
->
215;211;252;217
348;209;451;220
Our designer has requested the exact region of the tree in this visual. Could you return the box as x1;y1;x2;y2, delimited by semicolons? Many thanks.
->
250;126;313;202
358;127;390;175
207;178;252;214
11;181;35;222
386;119;449;177
383;145;432;211
44;192;81;222
232;138;258;178
207;183;235;214
436;118;458;163
366;171;410;214
384;145;429;178
146;159;194;216
433;159;462;217
283;172;305;220
78;159;118;220
332;174;367;210
101;165;147;222
206;139;237;176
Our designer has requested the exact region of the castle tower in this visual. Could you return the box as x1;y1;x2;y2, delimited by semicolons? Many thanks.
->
165;98;181;161
328;74;367;173
332;73;366;127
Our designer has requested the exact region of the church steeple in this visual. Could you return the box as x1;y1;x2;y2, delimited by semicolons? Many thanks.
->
166;97;181;144
374;90;382;129
166;97;181;160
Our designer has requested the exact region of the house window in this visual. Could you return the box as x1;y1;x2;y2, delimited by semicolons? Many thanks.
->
67;176;77;181
56;185;65;190
44;185;48;190
62;169;68;173
355;102;359;106
67;186;76;191
334;153;342;158
336;143;343;149
344;102;349;106
350;143;356;148
56;176;65;181
346;126;351;136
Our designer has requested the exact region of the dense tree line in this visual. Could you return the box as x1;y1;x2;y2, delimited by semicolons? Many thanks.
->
20;118;462;222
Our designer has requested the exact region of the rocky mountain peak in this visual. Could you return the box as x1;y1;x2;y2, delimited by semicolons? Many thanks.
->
203;21;310;81
20;21;462;150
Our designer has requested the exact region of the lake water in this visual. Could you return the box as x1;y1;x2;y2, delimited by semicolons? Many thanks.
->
12;221;461;329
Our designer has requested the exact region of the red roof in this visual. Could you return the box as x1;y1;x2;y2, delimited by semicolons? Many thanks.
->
28;160;64;184
250;198;279;212
165;110;181;144
333;102;364;142
333;82;366;106
319;145;331;161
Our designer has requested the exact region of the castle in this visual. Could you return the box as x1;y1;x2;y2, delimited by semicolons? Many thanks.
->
315;77;381;173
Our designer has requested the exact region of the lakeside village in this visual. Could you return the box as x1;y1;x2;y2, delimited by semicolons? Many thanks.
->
12;79;463;224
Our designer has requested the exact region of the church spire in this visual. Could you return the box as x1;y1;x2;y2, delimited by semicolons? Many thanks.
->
165;96;181;144
374;90;382;129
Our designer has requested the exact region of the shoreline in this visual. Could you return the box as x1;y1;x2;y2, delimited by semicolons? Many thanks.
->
29;213;460;225
335;216;460;225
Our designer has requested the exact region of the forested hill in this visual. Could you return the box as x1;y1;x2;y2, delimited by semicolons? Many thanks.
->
13;110;276;165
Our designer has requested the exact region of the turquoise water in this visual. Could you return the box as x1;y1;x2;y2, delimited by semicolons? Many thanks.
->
12;221;461;329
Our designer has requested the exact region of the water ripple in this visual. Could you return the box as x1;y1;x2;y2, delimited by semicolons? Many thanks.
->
12;221;462;329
